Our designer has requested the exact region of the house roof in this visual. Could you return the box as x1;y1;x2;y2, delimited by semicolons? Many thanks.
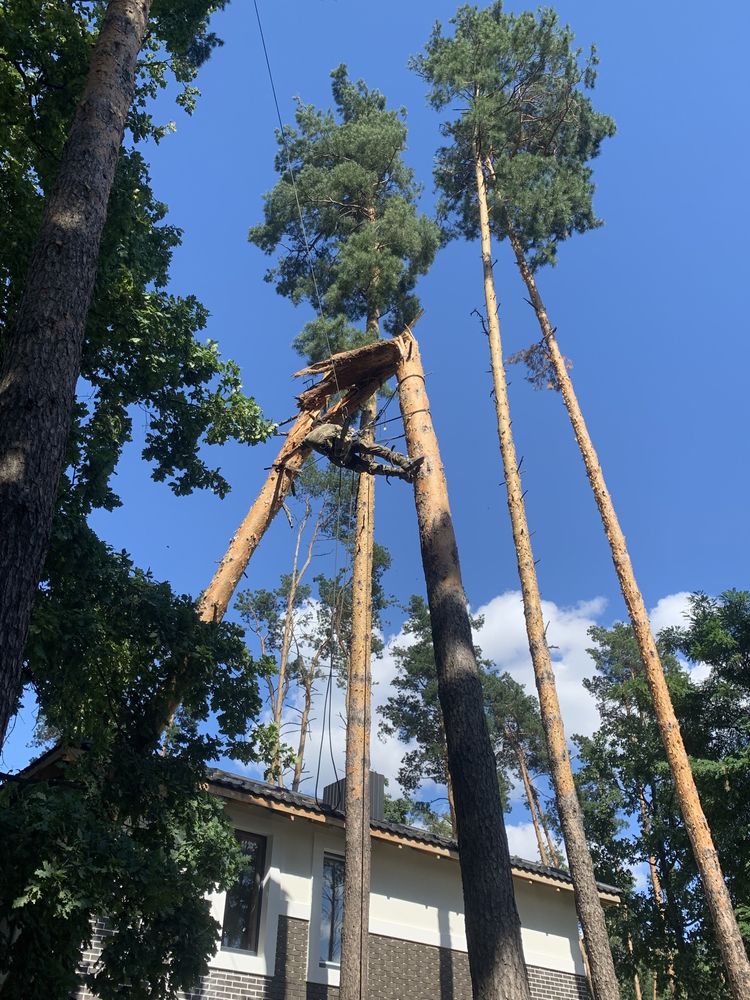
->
10;748;620;903
207;767;621;903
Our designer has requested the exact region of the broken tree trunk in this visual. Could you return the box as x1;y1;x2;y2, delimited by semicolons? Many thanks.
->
507;225;750;1000
397;329;532;1000
160;332;412;732
198;333;408;624
474;152;620;1000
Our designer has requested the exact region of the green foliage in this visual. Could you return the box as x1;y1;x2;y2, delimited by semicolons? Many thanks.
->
383;792;454;838
249;64;440;355
1;504;265;998
1;0;272;512
0;4;273;995
379;596;549;819
575;612;750;998
413;3;615;268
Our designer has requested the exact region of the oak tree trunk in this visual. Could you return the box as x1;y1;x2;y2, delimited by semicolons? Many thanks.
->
0;0;152;748
397;329;532;1000
474;155;621;1000
507;226;750;1000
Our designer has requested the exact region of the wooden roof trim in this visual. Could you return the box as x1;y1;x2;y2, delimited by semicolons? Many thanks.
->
214;783;620;906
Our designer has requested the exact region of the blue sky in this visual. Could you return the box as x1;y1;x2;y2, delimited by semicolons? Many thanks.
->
5;1;750;854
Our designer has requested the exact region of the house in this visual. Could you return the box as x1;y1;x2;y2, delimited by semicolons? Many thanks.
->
78;767;619;1000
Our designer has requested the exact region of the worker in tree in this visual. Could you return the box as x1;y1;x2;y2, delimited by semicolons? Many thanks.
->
304;421;421;482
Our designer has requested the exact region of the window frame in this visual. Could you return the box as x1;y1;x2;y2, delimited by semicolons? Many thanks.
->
318;851;345;969
220;830;267;956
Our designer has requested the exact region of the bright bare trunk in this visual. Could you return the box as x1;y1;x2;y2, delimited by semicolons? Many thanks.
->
507;226;750;1000
0;0;152;748
398;330;532;1000
340;392;376;1000
474;154;620;1000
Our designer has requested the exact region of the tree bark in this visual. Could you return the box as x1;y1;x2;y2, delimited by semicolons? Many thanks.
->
397;329;532;1000
512;738;550;866
534;785;562;868
0;0;152;748
271;503;318;786
340;392;376;1000
292;670;315;793
474;155;621;1000
507;226;750;1000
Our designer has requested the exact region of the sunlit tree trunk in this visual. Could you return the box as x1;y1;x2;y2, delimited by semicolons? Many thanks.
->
0;0;152;749
474;150;621;1000
507;225;750;1000
340;300;379;1000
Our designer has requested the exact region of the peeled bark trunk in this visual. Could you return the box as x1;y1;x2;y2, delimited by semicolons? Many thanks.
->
507;226;750;1000
0;0;152;748
340;392;376;1000
397;330;532;1000
474;154;620;1000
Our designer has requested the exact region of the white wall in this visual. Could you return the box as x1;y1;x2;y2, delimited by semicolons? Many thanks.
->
207;800;584;983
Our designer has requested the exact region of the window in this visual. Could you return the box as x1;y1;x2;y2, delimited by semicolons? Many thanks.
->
319;853;345;966
221;832;266;953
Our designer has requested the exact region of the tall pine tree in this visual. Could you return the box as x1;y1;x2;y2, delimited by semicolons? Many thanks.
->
413;8;621;997
250;66;438;1000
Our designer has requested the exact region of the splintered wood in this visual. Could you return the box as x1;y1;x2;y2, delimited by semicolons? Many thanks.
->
197;326;415;624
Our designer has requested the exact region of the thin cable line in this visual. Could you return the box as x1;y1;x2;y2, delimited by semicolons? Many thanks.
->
253;0;349;800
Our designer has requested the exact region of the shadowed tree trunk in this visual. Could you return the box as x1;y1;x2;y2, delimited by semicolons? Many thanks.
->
398;329;532;1000
474;150;620;1000
0;0;152;748
507;224;750;1000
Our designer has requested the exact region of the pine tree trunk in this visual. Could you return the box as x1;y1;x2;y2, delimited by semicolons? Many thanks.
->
534;785;562;868
197;411;317;625
473;155;621;1000
507;226;750;1000
446;765;458;837
0;0;152;748
626;931;644;1000
512;738;550;865
271;504;318;785
397;330;532;1000
340;391;376;1000
292;673;314;793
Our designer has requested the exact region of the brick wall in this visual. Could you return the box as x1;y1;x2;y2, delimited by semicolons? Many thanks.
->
77;916;590;1000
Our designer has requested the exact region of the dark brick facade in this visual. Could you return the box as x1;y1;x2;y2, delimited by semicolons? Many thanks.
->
77;915;589;1000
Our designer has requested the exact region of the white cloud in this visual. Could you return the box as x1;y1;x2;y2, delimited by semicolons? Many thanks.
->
239;589;701;864
505;821;543;862
648;592;692;635
473;591;607;740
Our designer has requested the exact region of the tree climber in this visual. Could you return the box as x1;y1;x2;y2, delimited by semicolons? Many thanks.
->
303;421;422;482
